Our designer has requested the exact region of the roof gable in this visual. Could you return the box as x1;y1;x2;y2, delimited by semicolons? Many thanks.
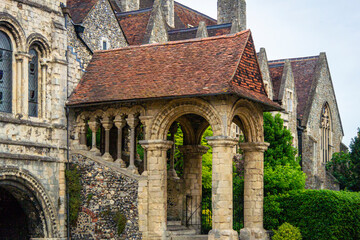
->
67;30;279;110
174;1;217;28
67;0;99;24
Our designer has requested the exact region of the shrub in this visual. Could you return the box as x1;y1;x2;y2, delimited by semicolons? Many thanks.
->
272;222;302;240
264;190;360;240
65;164;82;226
113;211;127;236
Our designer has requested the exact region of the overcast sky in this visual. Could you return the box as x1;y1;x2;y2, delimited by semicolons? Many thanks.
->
177;0;360;146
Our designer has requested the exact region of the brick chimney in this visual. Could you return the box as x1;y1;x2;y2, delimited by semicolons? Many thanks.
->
218;0;246;31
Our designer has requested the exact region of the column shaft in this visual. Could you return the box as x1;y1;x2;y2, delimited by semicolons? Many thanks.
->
101;118;114;162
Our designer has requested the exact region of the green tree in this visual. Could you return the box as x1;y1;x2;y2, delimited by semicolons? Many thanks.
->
350;128;360;191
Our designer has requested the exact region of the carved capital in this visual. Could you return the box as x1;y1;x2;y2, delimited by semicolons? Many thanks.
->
206;136;238;147
126;115;139;129
101;117;113;131
179;145;208;156
88;121;99;133
139;140;173;151
239;142;269;153
114;116;126;129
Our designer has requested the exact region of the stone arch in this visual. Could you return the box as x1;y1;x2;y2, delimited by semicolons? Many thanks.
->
320;102;333;130
175;116;196;145
0;12;26;51
26;33;51;58
0;167;59;238
150;98;223;140
129;105;146;116
76;111;90;124
229;99;264;142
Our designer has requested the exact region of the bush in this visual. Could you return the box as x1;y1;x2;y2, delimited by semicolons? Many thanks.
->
65;164;82;226
113;211;127;236
273;222;302;240
264;190;360;240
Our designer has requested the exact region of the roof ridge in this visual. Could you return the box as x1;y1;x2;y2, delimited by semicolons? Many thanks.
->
269;55;320;64
95;29;250;54
168;23;232;34
174;1;217;22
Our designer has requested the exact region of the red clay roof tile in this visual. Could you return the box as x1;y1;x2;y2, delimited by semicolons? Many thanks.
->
67;0;99;24
68;30;280;110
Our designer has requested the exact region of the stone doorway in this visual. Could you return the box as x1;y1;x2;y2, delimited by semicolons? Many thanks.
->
0;187;29;240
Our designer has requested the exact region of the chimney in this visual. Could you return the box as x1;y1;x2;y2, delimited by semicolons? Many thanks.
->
218;0;246;31
161;0;174;28
121;0;140;11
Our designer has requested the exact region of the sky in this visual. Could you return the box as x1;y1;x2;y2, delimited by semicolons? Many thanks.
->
177;0;360;147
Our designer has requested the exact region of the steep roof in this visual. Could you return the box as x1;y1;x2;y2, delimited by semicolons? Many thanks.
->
173;1;217;28
67;30;280;110
269;56;320;119
168;23;232;41
67;0;99;24
116;8;152;45
268;64;284;101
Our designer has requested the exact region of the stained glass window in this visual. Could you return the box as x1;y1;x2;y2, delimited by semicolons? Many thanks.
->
28;48;38;117
0;31;12;113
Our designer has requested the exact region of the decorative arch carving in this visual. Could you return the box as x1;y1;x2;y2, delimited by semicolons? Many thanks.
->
229;99;264;142
26;33;51;58
0;12;26;51
150;98;223;140
130;105;146;116
0;167;59;238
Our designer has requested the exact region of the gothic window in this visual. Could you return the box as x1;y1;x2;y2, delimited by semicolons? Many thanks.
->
321;103;331;163
0;31;12;113
286;90;293;112
28;48;38;117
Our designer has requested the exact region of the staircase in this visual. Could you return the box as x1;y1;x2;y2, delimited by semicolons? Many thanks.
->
166;221;208;240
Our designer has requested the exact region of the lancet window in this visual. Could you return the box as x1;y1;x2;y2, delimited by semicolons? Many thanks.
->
0;31;12;113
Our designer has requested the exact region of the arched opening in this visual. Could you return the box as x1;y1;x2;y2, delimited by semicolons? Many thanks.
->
164;113;213;235
321;103;332;163
0;30;12;113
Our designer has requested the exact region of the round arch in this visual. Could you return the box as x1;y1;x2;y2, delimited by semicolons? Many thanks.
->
150;98;223;140
228;99;264;142
26;33;51;58
0;167;59;238
0;12;26;51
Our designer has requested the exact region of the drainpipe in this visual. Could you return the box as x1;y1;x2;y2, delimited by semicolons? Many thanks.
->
297;118;304;168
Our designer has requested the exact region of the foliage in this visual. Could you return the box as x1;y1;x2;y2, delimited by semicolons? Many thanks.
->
113;211;127;236
264;165;306;196
65;164;82;226
263;112;298;168
326;128;360;191
201;126;213;190
272;222;302;240
326;152;354;190
264;190;360;240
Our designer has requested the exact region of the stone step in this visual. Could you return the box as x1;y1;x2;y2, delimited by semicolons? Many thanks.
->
167;220;182;226
169;229;197;235
167;225;189;231
169;235;208;240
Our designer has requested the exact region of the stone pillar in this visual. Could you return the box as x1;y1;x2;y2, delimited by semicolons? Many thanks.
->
88;119;101;156
15;53;30;116
180;145;208;229
239;142;269;240
207;136;238;240
101;117;114;162
114;116;126;167
139;116;153;176
40;60;48;119
77;122;88;150
139;140;173;239
168;124;179;179
127;115;139;174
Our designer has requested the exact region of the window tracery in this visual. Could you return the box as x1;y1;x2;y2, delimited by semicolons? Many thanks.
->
321;103;331;163
0;31;12;113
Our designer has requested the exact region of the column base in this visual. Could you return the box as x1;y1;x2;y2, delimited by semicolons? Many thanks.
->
208;229;238;240
115;158;126;168
102;152;114;162
76;144;88;150
240;227;268;240
90;148;101;156
127;165;139;175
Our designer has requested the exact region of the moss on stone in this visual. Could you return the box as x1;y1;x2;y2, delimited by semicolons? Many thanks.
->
113;211;127;236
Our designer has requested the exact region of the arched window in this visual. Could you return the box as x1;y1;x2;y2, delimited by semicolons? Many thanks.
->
28;48;38;117
0;31;12;113
321;103;331;163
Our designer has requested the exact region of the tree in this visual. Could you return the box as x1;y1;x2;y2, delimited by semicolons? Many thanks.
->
350;128;360;191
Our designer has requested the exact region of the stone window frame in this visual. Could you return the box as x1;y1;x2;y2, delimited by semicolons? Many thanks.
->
100;37;110;50
285;89;293;113
28;47;39;117
0;30;13;114
320;103;332;163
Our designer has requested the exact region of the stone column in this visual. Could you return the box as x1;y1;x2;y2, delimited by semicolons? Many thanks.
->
139;140;173;239
40;60;48;119
207;136;238;240
77;123;88;150
168;124;179;179
15;53;30;116
101;117;114;162
114;116;126;167
139;116;153;176
239;142;269;240
88;119;101;156
180;145;208;229
127;115;139;174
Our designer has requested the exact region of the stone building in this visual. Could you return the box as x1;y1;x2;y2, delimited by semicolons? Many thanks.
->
0;0;344;239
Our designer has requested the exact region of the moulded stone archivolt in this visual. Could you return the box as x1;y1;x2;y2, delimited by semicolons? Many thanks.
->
228;99;264;142
26;33;51;58
0;166;59;238
0;12;27;51
150;98;223;140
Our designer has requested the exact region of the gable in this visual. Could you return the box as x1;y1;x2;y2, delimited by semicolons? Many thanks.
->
67;0;99;24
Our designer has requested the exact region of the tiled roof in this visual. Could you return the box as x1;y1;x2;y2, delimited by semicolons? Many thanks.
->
116;8;152;45
168;23;231;41
268;64;284;101
174;1;217;28
269;56;320;119
108;0;122;13
68;30;280;110
67;0;99;24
